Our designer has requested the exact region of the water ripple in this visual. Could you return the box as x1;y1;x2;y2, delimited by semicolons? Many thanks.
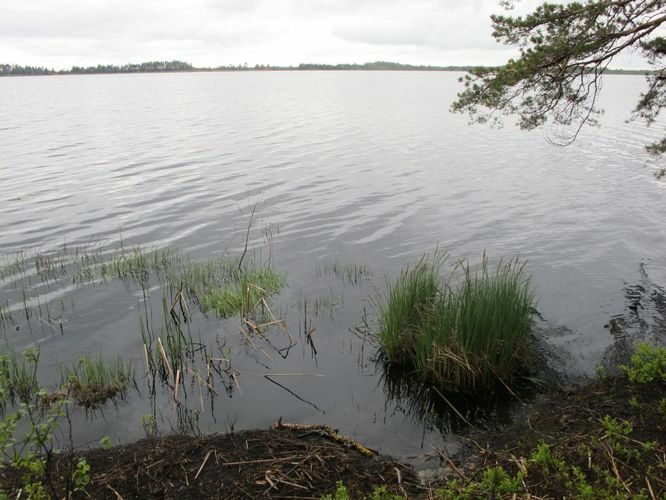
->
1;71;665;453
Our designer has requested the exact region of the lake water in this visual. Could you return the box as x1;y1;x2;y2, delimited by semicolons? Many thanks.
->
1;71;665;459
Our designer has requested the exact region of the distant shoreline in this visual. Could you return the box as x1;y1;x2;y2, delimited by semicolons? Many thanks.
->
0;60;651;77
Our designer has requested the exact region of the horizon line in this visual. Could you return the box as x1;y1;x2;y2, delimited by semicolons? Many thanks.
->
0;60;653;75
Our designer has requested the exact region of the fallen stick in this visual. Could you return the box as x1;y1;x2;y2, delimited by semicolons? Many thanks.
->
432;386;473;428
434;447;467;480
274;418;378;457
264;376;325;414
194;450;212;480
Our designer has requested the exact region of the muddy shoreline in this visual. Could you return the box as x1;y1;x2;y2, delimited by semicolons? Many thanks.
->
3;425;423;499
3;370;664;498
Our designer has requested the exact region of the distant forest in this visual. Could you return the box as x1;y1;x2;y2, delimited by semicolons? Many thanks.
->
0;60;649;77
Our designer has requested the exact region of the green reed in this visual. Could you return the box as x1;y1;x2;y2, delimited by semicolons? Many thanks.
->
317;260;373;286
0;349;41;411
377;253;536;392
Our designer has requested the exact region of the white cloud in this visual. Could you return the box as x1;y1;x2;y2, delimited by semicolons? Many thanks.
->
0;0;651;69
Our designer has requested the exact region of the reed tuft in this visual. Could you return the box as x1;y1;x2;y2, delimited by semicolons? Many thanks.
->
376;252;536;392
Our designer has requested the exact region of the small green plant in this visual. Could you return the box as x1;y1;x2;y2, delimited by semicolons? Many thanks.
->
322;482;350;500
142;414;158;439
530;442;557;471
438;466;525;499
621;343;666;384
595;365;606;379
571;466;594;499
321;482;405;500
100;436;112;449
479;466;524;496
0;395;88;499
658;398;666;415
602;416;637;461
602;415;633;438
72;458;91;492
368;485;405;500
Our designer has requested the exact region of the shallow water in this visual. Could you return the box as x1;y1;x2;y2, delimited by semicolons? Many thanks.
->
0;71;665;458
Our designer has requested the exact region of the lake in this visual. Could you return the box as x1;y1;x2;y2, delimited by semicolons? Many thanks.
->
0;71;665;459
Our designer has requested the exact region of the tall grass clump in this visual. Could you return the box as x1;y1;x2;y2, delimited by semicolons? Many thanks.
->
377;253;536;393
376;255;442;363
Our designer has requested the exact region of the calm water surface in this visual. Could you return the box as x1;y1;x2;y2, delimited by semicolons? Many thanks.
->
0;72;665;458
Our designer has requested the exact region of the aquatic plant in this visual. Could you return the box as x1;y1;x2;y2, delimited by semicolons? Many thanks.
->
200;266;285;318
140;294;195;386
317;260;372;286
170;257;236;303
376;253;536;392
0;349;41;411
98;247;182;284
60;354;135;409
0;300;13;329
376;255;441;363
0;252;28;283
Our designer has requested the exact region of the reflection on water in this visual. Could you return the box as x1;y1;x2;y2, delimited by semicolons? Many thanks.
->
0;72;665;457
380;363;524;435
602;262;666;369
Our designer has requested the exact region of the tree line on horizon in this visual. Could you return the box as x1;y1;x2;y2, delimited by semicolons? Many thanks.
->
0;60;470;76
0;60;194;76
0;59;649;77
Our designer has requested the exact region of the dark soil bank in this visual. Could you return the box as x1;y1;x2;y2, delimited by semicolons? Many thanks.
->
4;427;422;499
2;374;664;498
448;374;666;498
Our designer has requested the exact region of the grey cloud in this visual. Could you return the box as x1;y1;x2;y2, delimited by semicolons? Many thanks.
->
331;3;499;51
0;0;552;69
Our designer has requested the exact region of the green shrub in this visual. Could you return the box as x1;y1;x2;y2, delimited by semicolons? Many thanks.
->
377;253;535;392
0;396;91;498
479;466;524;496
621;343;666;384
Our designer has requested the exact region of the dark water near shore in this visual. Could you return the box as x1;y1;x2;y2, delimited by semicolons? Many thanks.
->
1;71;665;458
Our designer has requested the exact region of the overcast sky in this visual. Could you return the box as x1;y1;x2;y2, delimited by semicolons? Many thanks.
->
0;0;651;70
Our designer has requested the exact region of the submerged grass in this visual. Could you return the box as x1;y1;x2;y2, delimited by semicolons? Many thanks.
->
317;260;373;286
61;354;135;409
141;292;199;385
377;252;535;392
199;266;285;318
98;247;182;283
0;252;28;283
0;349;41;411
0;217;287;335
0;348;136;411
